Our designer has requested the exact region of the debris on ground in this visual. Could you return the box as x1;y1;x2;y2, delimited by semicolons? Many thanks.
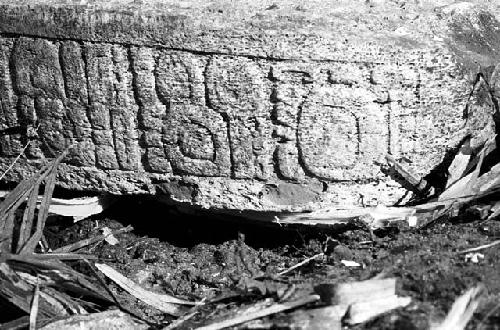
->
314;278;411;325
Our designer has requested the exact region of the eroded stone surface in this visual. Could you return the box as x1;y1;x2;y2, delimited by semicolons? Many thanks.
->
0;0;498;211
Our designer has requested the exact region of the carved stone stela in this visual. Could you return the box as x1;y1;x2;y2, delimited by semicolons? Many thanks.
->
7;0;500;212
0;36;463;180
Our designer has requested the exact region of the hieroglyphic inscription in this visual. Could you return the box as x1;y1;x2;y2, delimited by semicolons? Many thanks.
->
84;43;140;170
60;41;95;166
299;63;391;180
0;35;444;182
154;51;231;176
205;56;271;179
271;61;422;181
270;64;315;181
130;46;171;173
12;37;66;158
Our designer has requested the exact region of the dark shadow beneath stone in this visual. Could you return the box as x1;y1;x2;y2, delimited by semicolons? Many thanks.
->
98;196;315;249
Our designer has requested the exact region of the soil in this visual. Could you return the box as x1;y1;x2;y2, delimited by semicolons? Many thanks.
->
43;196;500;329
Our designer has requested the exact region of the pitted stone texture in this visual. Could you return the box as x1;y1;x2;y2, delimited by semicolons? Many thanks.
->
0;0;498;211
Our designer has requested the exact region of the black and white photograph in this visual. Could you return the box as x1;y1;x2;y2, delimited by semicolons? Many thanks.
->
0;0;499;328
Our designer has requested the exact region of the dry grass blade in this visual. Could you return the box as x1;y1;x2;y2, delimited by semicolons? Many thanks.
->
3;253;81;270
6;257;113;303
5;252;97;261
17;181;42;253
0;175;42;252
20;167;58;254
95;263;195;316
0;148;130;328
0;262;60;319
16;271;91;316
1;209;16;253
29;280;40;330
1;259;115;320
0;149;67;254
432;286;484;330
0;174;44;219
0;263;35;314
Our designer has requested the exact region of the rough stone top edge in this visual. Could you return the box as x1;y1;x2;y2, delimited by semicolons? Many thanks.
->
0;0;497;60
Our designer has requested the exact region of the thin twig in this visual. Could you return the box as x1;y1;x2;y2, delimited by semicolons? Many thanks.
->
53;226;133;253
458;239;500;254
0;140;30;182
277;253;324;277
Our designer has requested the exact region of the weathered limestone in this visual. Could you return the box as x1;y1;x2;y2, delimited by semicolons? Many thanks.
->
0;0;499;211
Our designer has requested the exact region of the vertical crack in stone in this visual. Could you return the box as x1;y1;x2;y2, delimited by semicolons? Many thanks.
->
58;42;69;101
81;42;98;160
128;46;149;172
295;87;317;180
153;52;169;112
267;66;287;181
110;47;121;168
126;46;143;171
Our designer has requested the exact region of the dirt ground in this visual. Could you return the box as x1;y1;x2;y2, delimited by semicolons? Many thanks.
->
41;196;500;329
